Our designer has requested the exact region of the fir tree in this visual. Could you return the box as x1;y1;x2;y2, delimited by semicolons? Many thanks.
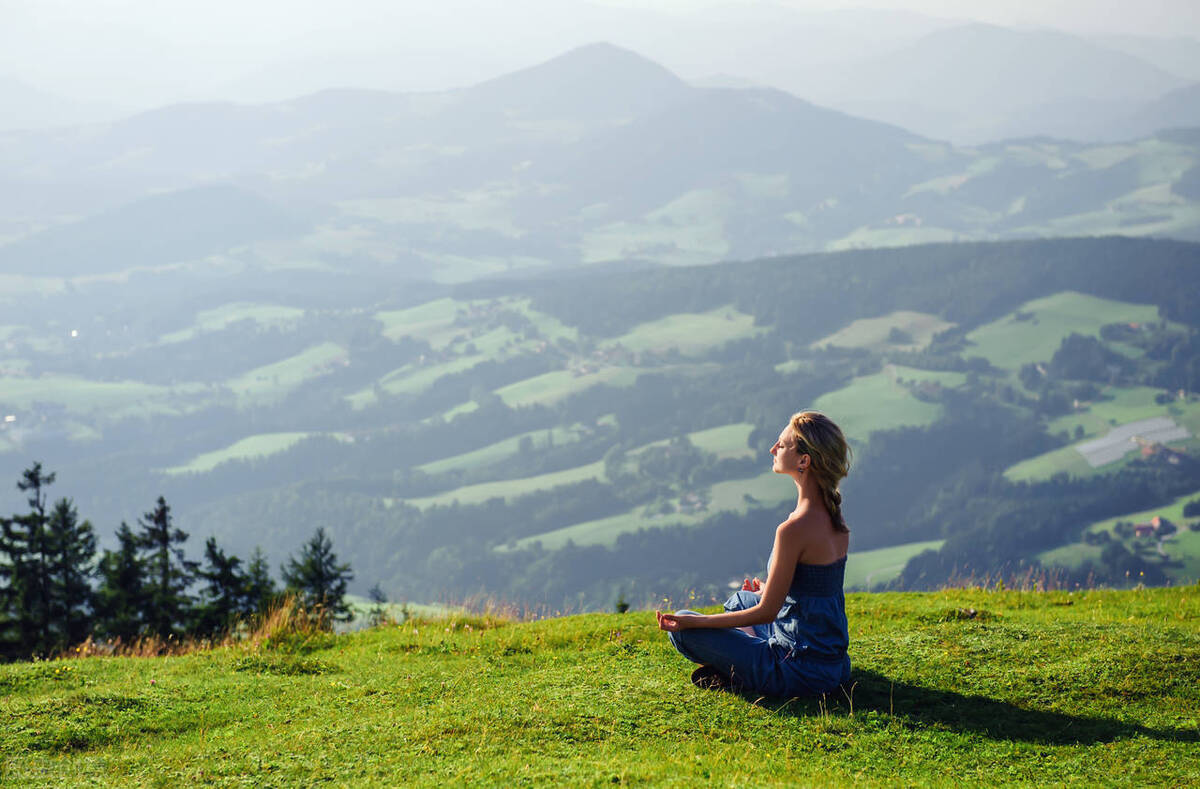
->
0;463;56;657
134;497;197;640
281;527;353;628
242;546;278;617
94;523;146;642
194;538;246;638
45;498;96;651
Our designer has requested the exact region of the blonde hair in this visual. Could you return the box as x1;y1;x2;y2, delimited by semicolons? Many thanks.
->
789;411;852;533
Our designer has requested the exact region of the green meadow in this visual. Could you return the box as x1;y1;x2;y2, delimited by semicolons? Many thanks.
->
608;307;762;355
227;342;347;409
813;365;966;442
495;367;640;408
812;310;955;352
406;460;608;510
843;540;947;591
963;291;1160;371
162;432;350;476
159;302;304;344
1004;389;1199;482
416;425;590;475
1;588;1196;786
1039;488;1200;582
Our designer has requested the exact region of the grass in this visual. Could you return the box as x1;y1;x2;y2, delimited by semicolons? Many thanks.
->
608;307;762;355
495;367;640;408
161;432;350;475
813;310;955;353
1039;488;1200;582
812;364;966;442
159;302;304;345
844;540;947;591
375;298;467;350
416;425;590;475
1003;444;1101;483
963;291;1161;370
0;587;1196;786
226;342;347;408
1004;389;1199;482
406;460;608;510
0;374;205;419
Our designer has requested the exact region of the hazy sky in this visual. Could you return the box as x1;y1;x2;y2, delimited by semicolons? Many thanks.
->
2;0;1198;111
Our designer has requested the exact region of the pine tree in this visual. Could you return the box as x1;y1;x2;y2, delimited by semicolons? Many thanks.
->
45;498;96;651
134;497;197;640
94;523;146;642
194;538;246;638
242;547;278;617
0;463;56;657
281;527;353;628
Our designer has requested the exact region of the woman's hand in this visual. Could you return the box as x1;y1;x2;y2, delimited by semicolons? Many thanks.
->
741;577;762;593
656;611;702;632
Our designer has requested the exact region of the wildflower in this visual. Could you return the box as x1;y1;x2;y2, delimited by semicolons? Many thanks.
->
150;679;156;685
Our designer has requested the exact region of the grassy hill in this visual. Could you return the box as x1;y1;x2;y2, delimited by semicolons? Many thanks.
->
1;587;1196;786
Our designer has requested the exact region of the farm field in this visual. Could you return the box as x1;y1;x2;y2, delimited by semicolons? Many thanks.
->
0;374;202;419
495;366;640;408
406;460;607;509
963;291;1160;371
374;298;469;349
843;539;946;590
161;432;348;475
226;342;347;408
159;302;304;344
416;425;591;475
607;307;762;355
0;588;1195;786
812;364;966;442
1038;488;1200;582
812;310;955;352
1005;393;1200;482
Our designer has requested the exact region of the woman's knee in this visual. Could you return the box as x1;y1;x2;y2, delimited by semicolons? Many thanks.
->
724;590;759;612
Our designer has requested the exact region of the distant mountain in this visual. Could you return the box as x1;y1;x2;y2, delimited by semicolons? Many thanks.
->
1123;83;1200;137
810;24;1189;143
1096;34;1200;82
4;43;1200;277
0;185;308;276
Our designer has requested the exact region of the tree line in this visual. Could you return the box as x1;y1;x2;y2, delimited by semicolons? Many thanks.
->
0;462;354;661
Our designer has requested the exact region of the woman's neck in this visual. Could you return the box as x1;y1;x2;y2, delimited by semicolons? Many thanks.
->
791;473;824;515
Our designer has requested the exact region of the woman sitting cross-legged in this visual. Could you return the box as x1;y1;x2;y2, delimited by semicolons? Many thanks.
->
656;410;852;698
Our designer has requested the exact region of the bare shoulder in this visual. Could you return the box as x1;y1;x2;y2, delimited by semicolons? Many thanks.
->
778;509;846;562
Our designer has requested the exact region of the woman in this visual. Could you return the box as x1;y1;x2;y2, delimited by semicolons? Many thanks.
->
656;410;852;697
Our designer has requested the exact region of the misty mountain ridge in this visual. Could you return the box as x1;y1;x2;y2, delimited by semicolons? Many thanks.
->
5;42;1200;279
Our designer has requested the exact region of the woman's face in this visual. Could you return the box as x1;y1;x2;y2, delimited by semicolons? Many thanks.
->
770;426;807;474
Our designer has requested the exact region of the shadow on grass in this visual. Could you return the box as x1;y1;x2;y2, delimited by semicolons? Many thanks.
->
752;669;1200;745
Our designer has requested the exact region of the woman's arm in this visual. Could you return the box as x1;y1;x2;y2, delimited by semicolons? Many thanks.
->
657;521;804;631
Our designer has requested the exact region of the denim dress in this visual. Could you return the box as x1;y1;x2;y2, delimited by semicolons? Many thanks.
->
667;556;851;697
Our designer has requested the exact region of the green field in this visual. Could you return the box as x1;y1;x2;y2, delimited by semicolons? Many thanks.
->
161;432;350;475
581;188;733;266
608;307;762;355
687;422;756;460
407;460;607;509
375;298;469;349
844;539;947;590
1;588;1196;786
495;366;640;408
226;342;347;408
813;364;966;442
964;291;1161;370
1004;444;1101;483
1003;388;1200;482
159;302;305;344
416;425;590;475
511;467;793;552
0;374;206;419
1039;488;1200;582
813;310;955;353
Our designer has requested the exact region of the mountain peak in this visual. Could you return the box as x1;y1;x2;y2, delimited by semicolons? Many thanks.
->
464;42;691;122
